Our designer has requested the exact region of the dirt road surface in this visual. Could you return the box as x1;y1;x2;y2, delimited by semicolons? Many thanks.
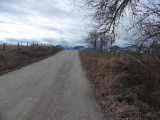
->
0;50;105;120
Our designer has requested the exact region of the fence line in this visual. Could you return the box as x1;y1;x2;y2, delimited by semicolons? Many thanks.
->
106;49;160;85
0;42;53;52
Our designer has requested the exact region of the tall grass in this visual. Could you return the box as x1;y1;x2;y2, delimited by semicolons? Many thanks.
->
80;50;160;119
0;46;63;75
97;58;160;119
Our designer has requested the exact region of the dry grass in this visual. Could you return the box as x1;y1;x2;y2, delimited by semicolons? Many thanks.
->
81;50;112;59
80;50;160;119
0;46;63;75
97;58;160;119
80;50;118;119
126;52;160;75
0;45;22;51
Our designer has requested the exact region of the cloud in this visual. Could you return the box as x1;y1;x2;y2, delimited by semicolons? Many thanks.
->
0;0;30;16
6;38;19;43
1;38;34;45
44;26;65;34
0;0;86;46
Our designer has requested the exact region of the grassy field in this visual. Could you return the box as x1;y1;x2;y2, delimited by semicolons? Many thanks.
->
0;44;28;51
106;50;160;78
80;50;160;119
0;45;63;75
81;50;112;59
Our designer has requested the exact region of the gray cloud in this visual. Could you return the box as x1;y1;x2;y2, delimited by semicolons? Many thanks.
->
42;37;71;46
6;38;32;43
0;0;75;19
6;38;19;43
43;38;56;43
44;26;65;34
30;0;76;19
0;30;9;33
58;39;71;46
0;0;86;46
0;0;29;15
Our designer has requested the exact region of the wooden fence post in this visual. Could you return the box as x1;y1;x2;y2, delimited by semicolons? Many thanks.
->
27;42;28;49
3;43;5;51
18;42;19;50
148;50;149;60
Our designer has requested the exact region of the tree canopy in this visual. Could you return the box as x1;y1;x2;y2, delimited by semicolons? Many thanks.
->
79;0;160;48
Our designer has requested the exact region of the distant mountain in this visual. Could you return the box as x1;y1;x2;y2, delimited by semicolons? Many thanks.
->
56;45;72;50
72;46;85;50
121;45;138;50
56;45;85;50
107;45;140;52
109;45;120;50
30;43;38;46
56;45;65;49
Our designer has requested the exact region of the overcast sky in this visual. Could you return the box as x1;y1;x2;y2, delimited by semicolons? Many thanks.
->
0;0;87;46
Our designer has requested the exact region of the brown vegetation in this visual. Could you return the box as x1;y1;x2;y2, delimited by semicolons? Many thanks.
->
126;52;160;76
80;50;119;119
0;46;63;75
80;50;160;119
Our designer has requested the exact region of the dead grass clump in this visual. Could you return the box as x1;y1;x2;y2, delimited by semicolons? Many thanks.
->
98;58;135;104
98;58;130;86
97;57;160;119
0;46;63;74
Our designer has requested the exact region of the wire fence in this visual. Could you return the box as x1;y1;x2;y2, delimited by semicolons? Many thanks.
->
0;42;53;52
106;49;160;85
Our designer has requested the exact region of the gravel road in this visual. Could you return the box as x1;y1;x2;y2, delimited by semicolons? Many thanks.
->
0;50;105;120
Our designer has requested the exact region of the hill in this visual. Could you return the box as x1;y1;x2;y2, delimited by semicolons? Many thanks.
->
56;45;85;50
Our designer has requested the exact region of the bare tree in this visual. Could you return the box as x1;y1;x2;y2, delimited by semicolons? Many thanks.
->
129;0;160;50
85;29;113;51
79;0;160;49
85;30;99;50
99;34;113;51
